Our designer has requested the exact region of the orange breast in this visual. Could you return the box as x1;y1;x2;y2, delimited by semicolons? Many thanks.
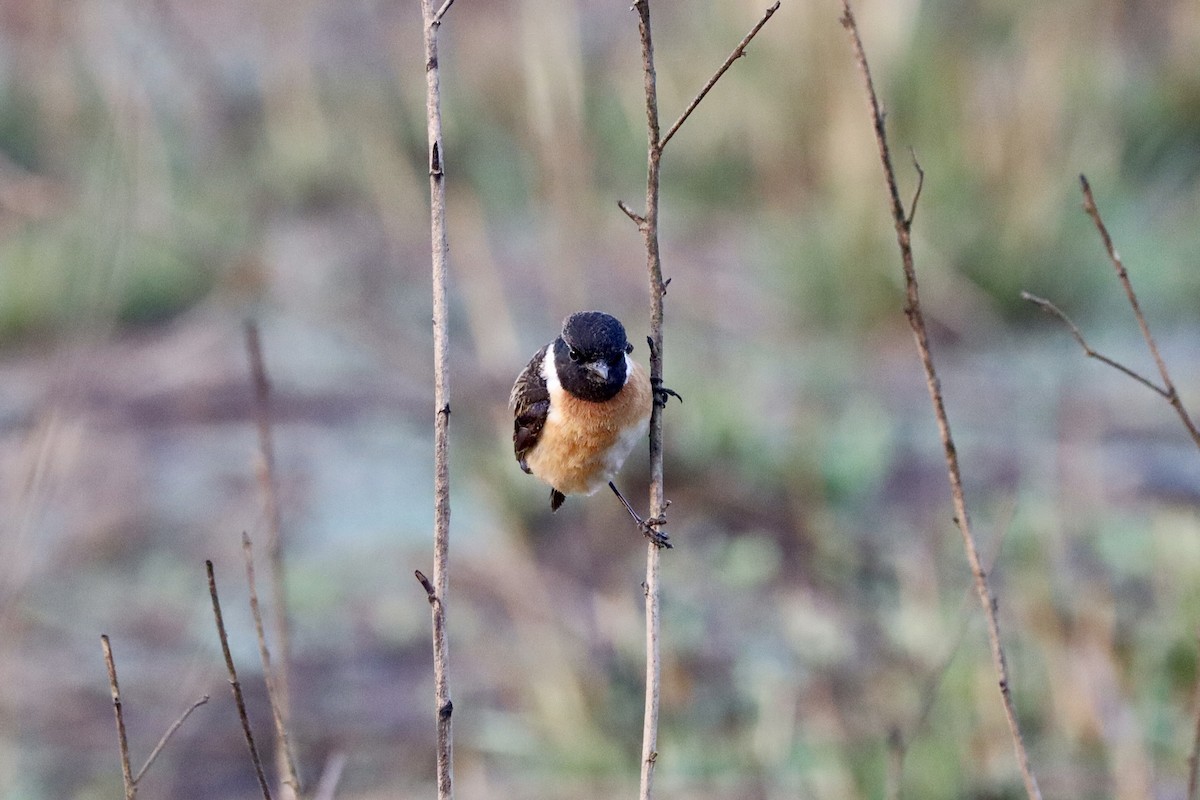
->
524;358;652;496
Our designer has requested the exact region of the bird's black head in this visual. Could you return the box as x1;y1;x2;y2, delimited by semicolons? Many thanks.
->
553;311;634;402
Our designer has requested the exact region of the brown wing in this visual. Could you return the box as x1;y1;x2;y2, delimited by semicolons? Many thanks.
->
510;343;551;474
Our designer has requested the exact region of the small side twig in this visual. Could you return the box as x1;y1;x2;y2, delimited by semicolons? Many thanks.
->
658;1;781;151
1021;292;1168;397
243;533;303;795
207;559;274;800
839;3;1042;798
133;695;210;784
101;635;137;800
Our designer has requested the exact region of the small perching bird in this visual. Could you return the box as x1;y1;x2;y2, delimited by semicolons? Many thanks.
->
510;311;670;547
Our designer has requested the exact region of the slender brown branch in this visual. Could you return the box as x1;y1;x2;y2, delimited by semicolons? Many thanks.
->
244;322;297;799
839;3;1042;798
420;1;454;798
242;533;302;795
134;695;210;784
1077;175;1200;450
1021;291;1169;397
207;560;274;800
628;2;667;795
658;1;781;152
101;635;137;800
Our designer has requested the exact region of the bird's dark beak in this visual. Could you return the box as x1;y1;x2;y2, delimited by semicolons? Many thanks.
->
584;360;609;382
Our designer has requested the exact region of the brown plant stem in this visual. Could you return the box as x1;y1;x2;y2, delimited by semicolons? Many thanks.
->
207;559;274;800
101;634;137;800
622;4;780;797
242;533;302;796
838;3;1042;798
420;0;454;798
244;321;298;799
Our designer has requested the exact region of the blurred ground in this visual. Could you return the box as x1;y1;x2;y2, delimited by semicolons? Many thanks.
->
2;0;1200;798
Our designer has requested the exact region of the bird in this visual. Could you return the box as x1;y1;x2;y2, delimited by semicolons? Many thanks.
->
510;310;670;547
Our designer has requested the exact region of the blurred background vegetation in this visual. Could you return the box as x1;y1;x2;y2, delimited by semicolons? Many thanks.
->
2;0;1200;797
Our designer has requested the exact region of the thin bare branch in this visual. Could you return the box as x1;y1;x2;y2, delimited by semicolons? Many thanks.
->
134;695;210;784
242;533;303;795
1021;291;1169;397
207;560;274;800
658;1;781;151
839;3;1042;798
101;635;137;800
1077;175;1200;450
420;0;455;797
627;1;671;796
244;322;298;799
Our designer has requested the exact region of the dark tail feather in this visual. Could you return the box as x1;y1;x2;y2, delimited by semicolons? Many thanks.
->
550;489;566;511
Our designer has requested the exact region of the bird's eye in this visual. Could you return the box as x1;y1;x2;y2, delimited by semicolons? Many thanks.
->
625;342;634;354
568;348;581;362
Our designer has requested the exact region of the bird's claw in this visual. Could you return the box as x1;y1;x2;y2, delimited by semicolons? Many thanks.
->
652;380;682;408
639;510;672;549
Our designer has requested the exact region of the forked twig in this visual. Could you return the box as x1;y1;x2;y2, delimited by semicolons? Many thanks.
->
1079;176;1200;450
242;533;303;795
207;560;274;800
839;3;1042;798
101;634;209;797
1025;177;1200;795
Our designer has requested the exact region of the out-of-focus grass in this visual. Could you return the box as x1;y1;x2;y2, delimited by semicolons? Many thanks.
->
3;0;1200;798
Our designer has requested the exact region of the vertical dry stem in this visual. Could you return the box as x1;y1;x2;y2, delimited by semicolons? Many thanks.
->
420;1;454;798
838;3;1042;798
207;559;274;800
244;322;299;799
621;4;780;797
242;533;302;795
627;5;667;795
101;634;137;800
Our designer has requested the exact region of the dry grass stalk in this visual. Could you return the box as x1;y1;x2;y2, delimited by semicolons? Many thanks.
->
207;559;274;800
244;322;300;799
242;532;303;796
838;2;1043;798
